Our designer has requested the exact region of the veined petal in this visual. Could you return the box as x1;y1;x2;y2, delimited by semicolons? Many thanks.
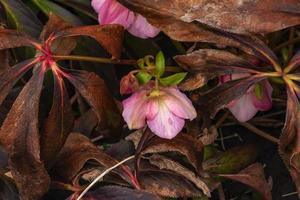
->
127;14;160;39
163;87;197;120
91;0;106;11
228;93;258;122
251;80;273;111
147;101;185;139
122;90;148;129
95;0;135;29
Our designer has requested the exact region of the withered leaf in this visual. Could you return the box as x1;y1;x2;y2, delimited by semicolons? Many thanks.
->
0;29;38;50
0;66;50;200
0;58;38;106
40;14;76;55
174;49;255;73
51;133;126;184
139;169;204;198
148;154;211;197
279;88;300;197
81;185;162;200
55;24;124;58
198;76;265;118
126;130;203;174
118;0;300;34
40;75;74;168
219;163;272;200
67;70;122;138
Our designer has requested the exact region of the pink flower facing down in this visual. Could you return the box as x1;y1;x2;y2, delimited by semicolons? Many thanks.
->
220;73;273;122
92;0;160;38
122;85;197;139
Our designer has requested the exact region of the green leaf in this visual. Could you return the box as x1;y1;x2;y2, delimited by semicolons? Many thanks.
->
32;0;82;25
0;0;42;37
159;72;187;86
136;71;152;85
155;51;165;77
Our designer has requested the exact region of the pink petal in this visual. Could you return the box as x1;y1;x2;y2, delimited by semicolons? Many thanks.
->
122;90;148;129
95;0;135;29
228;93;258;122
251;80;273;111
91;0;106;12
147;102;184;139
163;87;197;120
127;14;160;38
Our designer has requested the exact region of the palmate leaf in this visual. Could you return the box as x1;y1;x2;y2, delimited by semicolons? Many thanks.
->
0;14;124;199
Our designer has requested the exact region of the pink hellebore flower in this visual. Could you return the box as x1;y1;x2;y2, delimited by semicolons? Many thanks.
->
220;73;273;122
122;85;197;139
92;0;160;38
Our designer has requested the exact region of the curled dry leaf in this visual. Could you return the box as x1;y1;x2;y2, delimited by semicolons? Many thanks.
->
126;130;203;174
51;133;127;184
148;154;211;197
139;169;204;198
219;163;272;200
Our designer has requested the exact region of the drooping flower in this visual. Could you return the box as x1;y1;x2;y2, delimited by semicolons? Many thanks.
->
220;73;273;122
91;0;160;38
122;83;197;139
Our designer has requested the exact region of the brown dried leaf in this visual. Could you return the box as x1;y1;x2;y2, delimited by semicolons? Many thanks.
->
0;29;37;50
55;24;124;58
219;163;272;200
126;130;203;174
174;49;256;73
40;75;74;168
118;0;300;34
0;58;37;106
279;88;300;197
51;133;122;183
0;66;50;200
139;169;204;198
148;154;211;197
82;185;163;200
178;73;210;91
67;70;122;139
